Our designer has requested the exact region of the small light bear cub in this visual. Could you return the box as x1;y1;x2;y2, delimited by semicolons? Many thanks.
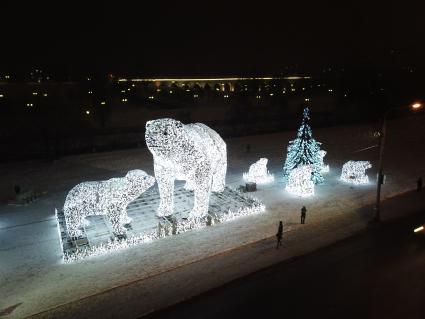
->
64;170;155;237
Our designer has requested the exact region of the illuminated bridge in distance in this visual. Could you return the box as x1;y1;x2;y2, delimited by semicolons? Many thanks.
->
115;76;312;92
117;76;311;82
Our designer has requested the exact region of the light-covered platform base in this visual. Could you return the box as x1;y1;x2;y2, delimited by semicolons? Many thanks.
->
56;186;265;263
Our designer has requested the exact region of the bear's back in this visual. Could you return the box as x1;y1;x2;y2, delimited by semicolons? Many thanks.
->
186;123;225;156
64;178;125;213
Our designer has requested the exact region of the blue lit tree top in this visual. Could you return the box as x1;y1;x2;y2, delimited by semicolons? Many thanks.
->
283;107;324;184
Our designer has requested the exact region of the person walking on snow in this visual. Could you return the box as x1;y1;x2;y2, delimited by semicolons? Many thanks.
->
276;221;283;249
301;206;307;224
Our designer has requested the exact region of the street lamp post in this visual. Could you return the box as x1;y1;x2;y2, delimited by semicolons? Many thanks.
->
373;102;423;222
374;111;388;223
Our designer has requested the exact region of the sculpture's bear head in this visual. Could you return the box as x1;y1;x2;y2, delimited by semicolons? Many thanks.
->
250;158;268;176
124;169;155;199
360;161;372;170
145;118;185;158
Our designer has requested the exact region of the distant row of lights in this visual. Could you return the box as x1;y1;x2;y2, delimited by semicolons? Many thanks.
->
120;83;338;96
0;92;48;98
17;86;337;110
32;92;49;96
84;100;108;115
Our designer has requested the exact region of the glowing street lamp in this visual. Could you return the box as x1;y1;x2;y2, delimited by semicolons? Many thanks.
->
374;101;423;222
414;226;424;233
411;102;422;110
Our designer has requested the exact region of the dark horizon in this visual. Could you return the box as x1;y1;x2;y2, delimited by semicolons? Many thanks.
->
1;1;425;77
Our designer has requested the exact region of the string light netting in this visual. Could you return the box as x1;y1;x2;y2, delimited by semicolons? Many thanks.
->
285;165;315;197
320;150;330;173
340;161;372;185
145;118;227;219
243;158;274;184
63;170;155;238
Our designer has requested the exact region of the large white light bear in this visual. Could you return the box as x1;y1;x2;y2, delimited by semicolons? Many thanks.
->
64;170;155;237
145;118;227;218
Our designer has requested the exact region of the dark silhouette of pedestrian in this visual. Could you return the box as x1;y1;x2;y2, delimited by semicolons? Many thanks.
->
14;185;21;195
301;206;307;224
246;144;251;153
276;221;283;249
417;177;423;192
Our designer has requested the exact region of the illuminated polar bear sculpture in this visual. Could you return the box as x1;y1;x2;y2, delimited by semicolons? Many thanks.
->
320;150;330;173
145;118;227;218
340;160;372;185
243;158;274;184
64;170;155;237
285;165;315;197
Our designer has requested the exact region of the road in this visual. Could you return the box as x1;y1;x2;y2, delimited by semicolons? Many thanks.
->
144;211;425;319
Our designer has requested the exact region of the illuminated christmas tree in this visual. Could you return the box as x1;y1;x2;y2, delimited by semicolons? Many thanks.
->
283;107;324;184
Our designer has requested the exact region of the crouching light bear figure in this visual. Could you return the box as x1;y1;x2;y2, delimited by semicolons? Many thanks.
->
64;170;155;237
340;160;372;185
243;158;274;184
285;165;315;197
145;118;227;219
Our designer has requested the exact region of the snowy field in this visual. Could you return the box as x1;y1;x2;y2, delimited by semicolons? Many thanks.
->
1;114;424;318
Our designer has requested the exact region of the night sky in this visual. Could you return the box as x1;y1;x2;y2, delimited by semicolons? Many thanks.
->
2;1;424;76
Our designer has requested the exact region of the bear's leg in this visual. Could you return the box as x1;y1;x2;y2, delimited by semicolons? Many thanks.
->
155;162;175;217
107;206;127;235
211;157;227;192
65;208;84;238
190;178;212;218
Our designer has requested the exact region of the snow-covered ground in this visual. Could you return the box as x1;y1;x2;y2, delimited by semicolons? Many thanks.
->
1;114;424;318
